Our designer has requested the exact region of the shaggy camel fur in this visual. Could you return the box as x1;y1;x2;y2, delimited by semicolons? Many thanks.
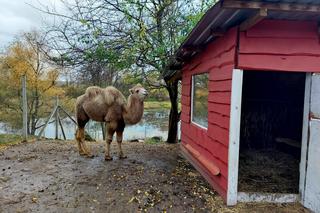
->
75;84;148;160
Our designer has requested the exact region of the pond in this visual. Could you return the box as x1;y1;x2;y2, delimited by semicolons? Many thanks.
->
36;109;172;141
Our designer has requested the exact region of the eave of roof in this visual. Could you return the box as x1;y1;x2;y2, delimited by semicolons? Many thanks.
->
165;0;320;81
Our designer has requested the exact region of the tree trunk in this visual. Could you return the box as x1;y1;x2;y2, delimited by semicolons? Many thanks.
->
166;80;179;144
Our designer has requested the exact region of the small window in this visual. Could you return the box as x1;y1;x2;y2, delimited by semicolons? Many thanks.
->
192;73;209;128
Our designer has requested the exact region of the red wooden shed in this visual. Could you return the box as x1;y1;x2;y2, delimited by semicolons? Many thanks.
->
166;1;320;212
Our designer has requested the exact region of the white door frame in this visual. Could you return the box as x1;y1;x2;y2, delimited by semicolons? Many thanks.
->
303;73;320;212
227;70;312;206
299;73;312;203
227;69;243;205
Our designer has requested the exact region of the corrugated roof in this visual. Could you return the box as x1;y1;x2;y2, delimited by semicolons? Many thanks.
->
165;0;320;78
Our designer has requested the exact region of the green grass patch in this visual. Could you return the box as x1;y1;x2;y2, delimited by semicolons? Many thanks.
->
0;134;23;146
0;134;37;148
145;136;164;144
144;101;181;110
144;101;171;109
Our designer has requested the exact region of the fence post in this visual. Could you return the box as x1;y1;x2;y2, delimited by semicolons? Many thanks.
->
101;122;105;140
55;96;59;139
22;75;28;142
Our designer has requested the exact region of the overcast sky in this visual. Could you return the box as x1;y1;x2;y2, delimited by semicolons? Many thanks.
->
0;0;66;49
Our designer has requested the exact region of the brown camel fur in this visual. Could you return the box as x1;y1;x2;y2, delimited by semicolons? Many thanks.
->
75;84;148;160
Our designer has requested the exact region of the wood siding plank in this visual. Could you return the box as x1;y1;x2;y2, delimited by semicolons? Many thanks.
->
208;103;231;116
208;124;229;146
179;27;237;203
209;66;233;81
181;96;191;106
238;54;320;72
209;80;232;92
246;20;318;39
208;91;231;105
240;34;320;56
208;112;230;129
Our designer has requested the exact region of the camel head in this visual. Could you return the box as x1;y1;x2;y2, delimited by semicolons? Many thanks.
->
129;84;148;101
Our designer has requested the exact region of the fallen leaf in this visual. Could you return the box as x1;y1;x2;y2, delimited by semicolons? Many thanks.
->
128;196;139;203
32;197;37;203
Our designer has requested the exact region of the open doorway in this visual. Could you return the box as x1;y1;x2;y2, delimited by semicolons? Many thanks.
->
238;71;306;194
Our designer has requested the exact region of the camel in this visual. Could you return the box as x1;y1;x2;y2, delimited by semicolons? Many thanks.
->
75;84;148;160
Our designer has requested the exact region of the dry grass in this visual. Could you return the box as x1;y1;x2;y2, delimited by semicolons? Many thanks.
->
238;149;300;193
0;134;37;151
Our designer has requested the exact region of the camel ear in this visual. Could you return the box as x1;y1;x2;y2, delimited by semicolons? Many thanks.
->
129;88;134;94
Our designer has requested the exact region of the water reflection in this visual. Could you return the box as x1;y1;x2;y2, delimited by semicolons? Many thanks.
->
36;109;170;141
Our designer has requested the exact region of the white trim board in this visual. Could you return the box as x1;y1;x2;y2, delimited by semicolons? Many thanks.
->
303;74;320;212
237;192;299;203
227;69;243;206
299;73;311;203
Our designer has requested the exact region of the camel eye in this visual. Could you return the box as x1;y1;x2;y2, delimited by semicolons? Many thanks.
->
136;89;139;93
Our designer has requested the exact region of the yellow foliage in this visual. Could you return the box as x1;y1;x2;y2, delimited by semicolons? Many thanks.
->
3;41;63;98
0;32;66;132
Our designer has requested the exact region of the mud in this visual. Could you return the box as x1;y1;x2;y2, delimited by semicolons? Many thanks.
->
0;141;309;213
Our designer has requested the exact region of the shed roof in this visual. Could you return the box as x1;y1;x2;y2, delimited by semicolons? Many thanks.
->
165;0;320;80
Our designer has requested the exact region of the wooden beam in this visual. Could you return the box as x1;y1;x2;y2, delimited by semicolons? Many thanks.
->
227;69;243;206
59;106;77;124
240;8;268;31
182;45;202;53
21;75;28;142
222;0;320;13
211;28;225;37
100;122;106;140
55;96;59;139
38;106;58;138
57;112;66;140
167;70;182;83
237;192;299;203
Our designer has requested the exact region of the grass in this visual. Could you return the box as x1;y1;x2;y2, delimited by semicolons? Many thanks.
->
0;134;36;150
144;101;171;110
0;134;23;145
145;136;164;144
144;101;181;110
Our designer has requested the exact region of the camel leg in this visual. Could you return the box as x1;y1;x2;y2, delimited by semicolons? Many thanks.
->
76;128;93;158
76;128;86;155
105;122;115;161
116;131;127;159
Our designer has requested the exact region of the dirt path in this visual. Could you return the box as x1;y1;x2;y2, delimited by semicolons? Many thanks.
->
0;141;309;213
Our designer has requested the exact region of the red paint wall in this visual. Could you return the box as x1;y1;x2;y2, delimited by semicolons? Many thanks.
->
180;28;238;200
238;20;320;72
180;19;320;202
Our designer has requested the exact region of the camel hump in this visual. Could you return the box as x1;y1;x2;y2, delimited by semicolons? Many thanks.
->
104;86;126;106
85;86;103;99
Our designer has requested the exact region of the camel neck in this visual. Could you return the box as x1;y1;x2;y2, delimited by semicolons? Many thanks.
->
123;95;144;125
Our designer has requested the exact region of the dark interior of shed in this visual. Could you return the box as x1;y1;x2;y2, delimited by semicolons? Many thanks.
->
238;71;306;193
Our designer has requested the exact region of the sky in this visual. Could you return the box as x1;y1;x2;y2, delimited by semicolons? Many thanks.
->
0;0;66;49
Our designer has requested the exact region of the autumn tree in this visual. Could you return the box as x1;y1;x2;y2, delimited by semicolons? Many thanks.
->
0;31;64;135
41;0;215;143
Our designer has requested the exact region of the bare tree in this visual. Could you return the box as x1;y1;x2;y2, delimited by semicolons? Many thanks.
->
39;0;215;143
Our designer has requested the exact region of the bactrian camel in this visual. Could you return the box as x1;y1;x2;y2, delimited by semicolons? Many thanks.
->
75;84;148;160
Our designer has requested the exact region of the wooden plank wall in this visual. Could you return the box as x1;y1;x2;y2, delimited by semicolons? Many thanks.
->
238;20;320;72
180;27;238;200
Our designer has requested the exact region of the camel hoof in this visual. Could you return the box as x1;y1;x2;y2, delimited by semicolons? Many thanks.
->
85;154;94;158
105;156;113;161
119;155;127;159
79;152;87;156
79;152;94;158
